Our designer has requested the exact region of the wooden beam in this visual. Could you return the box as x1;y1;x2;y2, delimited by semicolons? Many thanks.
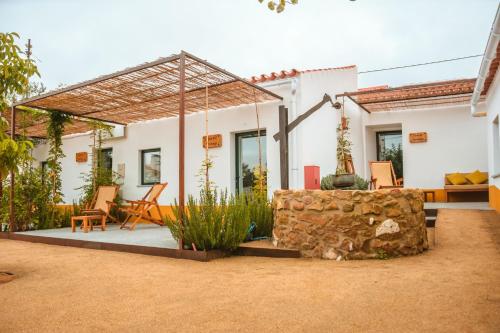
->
273;94;334;141
178;51;186;250
278;105;289;190
9;106;15;231
346;95;371;114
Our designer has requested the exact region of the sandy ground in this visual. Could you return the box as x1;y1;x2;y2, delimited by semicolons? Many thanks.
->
1;209;499;333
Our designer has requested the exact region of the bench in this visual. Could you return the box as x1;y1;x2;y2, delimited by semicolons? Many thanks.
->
444;172;488;202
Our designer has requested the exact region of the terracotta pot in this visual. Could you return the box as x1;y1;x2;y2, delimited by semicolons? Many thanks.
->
333;174;355;187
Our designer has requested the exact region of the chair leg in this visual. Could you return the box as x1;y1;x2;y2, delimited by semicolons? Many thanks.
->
120;213;132;229
83;217;89;233
101;215;106;231
71;217;76;232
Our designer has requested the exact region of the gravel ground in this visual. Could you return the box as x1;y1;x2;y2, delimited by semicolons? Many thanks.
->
1;209;499;333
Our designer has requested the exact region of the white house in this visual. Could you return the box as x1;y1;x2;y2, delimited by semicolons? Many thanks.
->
471;5;500;211
27;57;489;208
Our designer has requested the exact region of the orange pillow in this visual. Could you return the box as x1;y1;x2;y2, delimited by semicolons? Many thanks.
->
465;170;488;185
446;173;467;185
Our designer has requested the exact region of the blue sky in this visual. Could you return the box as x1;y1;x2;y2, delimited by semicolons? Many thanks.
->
1;0;498;90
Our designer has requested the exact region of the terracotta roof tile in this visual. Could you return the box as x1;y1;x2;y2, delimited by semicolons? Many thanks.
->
249;65;356;83
342;78;476;112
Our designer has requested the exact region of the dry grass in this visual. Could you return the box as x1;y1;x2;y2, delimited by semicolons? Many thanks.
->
1;209;499;332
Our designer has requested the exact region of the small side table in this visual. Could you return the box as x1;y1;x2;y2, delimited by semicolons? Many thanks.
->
71;215;106;233
423;190;435;202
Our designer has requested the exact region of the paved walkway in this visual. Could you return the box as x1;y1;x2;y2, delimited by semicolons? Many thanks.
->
1;209;499;332
15;223;178;249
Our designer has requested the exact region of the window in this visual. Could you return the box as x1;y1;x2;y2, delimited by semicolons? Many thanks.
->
376;130;403;179
235;131;267;194
141;148;161;185
98;148;113;172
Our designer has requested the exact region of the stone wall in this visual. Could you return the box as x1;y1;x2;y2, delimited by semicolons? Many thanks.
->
273;189;428;259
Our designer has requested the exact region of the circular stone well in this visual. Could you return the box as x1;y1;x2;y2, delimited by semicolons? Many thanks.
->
272;189;428;259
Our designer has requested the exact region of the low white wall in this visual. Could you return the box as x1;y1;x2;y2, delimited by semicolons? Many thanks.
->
362;104;488;189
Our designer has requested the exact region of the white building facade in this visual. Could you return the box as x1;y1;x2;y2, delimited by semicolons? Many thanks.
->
32;64;488;206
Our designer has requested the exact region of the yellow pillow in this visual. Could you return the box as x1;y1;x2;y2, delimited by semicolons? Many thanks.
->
465;170;488;185
447;173;467;185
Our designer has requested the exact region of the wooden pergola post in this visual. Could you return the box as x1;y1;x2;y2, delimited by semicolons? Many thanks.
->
178;51;186;250
278;105;289;190
9;106;16;232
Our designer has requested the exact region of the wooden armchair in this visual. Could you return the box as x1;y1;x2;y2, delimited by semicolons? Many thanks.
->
369;161;403;190
119;182;168;231
73;185;119;232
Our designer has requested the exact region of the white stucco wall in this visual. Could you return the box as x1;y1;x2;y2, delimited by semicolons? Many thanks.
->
361;104;488;189
32;69;360;204
485;67;500;188
294;67;360;187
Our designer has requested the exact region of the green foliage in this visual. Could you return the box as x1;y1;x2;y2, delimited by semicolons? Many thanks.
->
78;121;116;205
375;249;390;260
0;32;39;111
46;111;70;204
336;117;353;175
246;192;273;238
321;174;369;190
258;0;298;13
0;116;33;179
0;166;72;230
382;144;403;179
165;189;250;251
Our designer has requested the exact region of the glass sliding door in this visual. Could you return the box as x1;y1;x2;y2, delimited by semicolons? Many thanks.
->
376;130;403;178
235;130;267;194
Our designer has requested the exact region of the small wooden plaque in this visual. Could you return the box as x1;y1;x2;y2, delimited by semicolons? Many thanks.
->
75;152;88;163
202;134;222;149
409;132;427;143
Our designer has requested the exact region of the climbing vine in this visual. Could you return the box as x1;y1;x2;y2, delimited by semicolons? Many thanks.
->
46;111;70;204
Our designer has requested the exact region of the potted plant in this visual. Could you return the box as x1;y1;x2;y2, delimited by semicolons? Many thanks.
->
333;115;355;187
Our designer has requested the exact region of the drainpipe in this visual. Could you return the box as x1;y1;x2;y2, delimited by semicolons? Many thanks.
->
471;5;500;117
290;78;299;189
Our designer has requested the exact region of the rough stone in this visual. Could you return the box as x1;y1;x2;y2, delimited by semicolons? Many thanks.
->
325;202;339;210
386;207;402;217
292;201;305;211
307;202;324;212
375;219;400;237
343;203;355;212
361;203;383;215
273;189;426;259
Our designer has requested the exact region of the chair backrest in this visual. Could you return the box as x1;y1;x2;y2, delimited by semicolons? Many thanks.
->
145;183;168;202
93;186;118;213
370;161;396;189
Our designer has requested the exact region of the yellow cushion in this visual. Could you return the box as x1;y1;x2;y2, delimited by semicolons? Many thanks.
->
447;173;468;185
465;170;488;185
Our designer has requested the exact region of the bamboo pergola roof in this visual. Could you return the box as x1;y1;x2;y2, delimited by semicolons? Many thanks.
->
12;51;282;137
338;78;477;113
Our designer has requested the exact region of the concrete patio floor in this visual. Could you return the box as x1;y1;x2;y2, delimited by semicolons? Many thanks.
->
15;224;178;249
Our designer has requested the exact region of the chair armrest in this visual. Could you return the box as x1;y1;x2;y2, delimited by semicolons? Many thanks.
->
124;200;149;204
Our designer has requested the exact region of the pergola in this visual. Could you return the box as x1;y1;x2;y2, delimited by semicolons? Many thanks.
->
7;51;282;237
337;78;477;113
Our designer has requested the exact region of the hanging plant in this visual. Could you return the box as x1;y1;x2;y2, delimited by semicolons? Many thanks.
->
46;111;70;205
334;101;355;187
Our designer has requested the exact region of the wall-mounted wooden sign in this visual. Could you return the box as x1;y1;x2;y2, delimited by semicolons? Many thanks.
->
409;132;427;143
75;152;88;163
202;134;222;149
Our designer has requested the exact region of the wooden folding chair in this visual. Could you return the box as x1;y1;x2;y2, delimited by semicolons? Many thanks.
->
75;185;119;231
119;183;168;231
369;161;403;190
